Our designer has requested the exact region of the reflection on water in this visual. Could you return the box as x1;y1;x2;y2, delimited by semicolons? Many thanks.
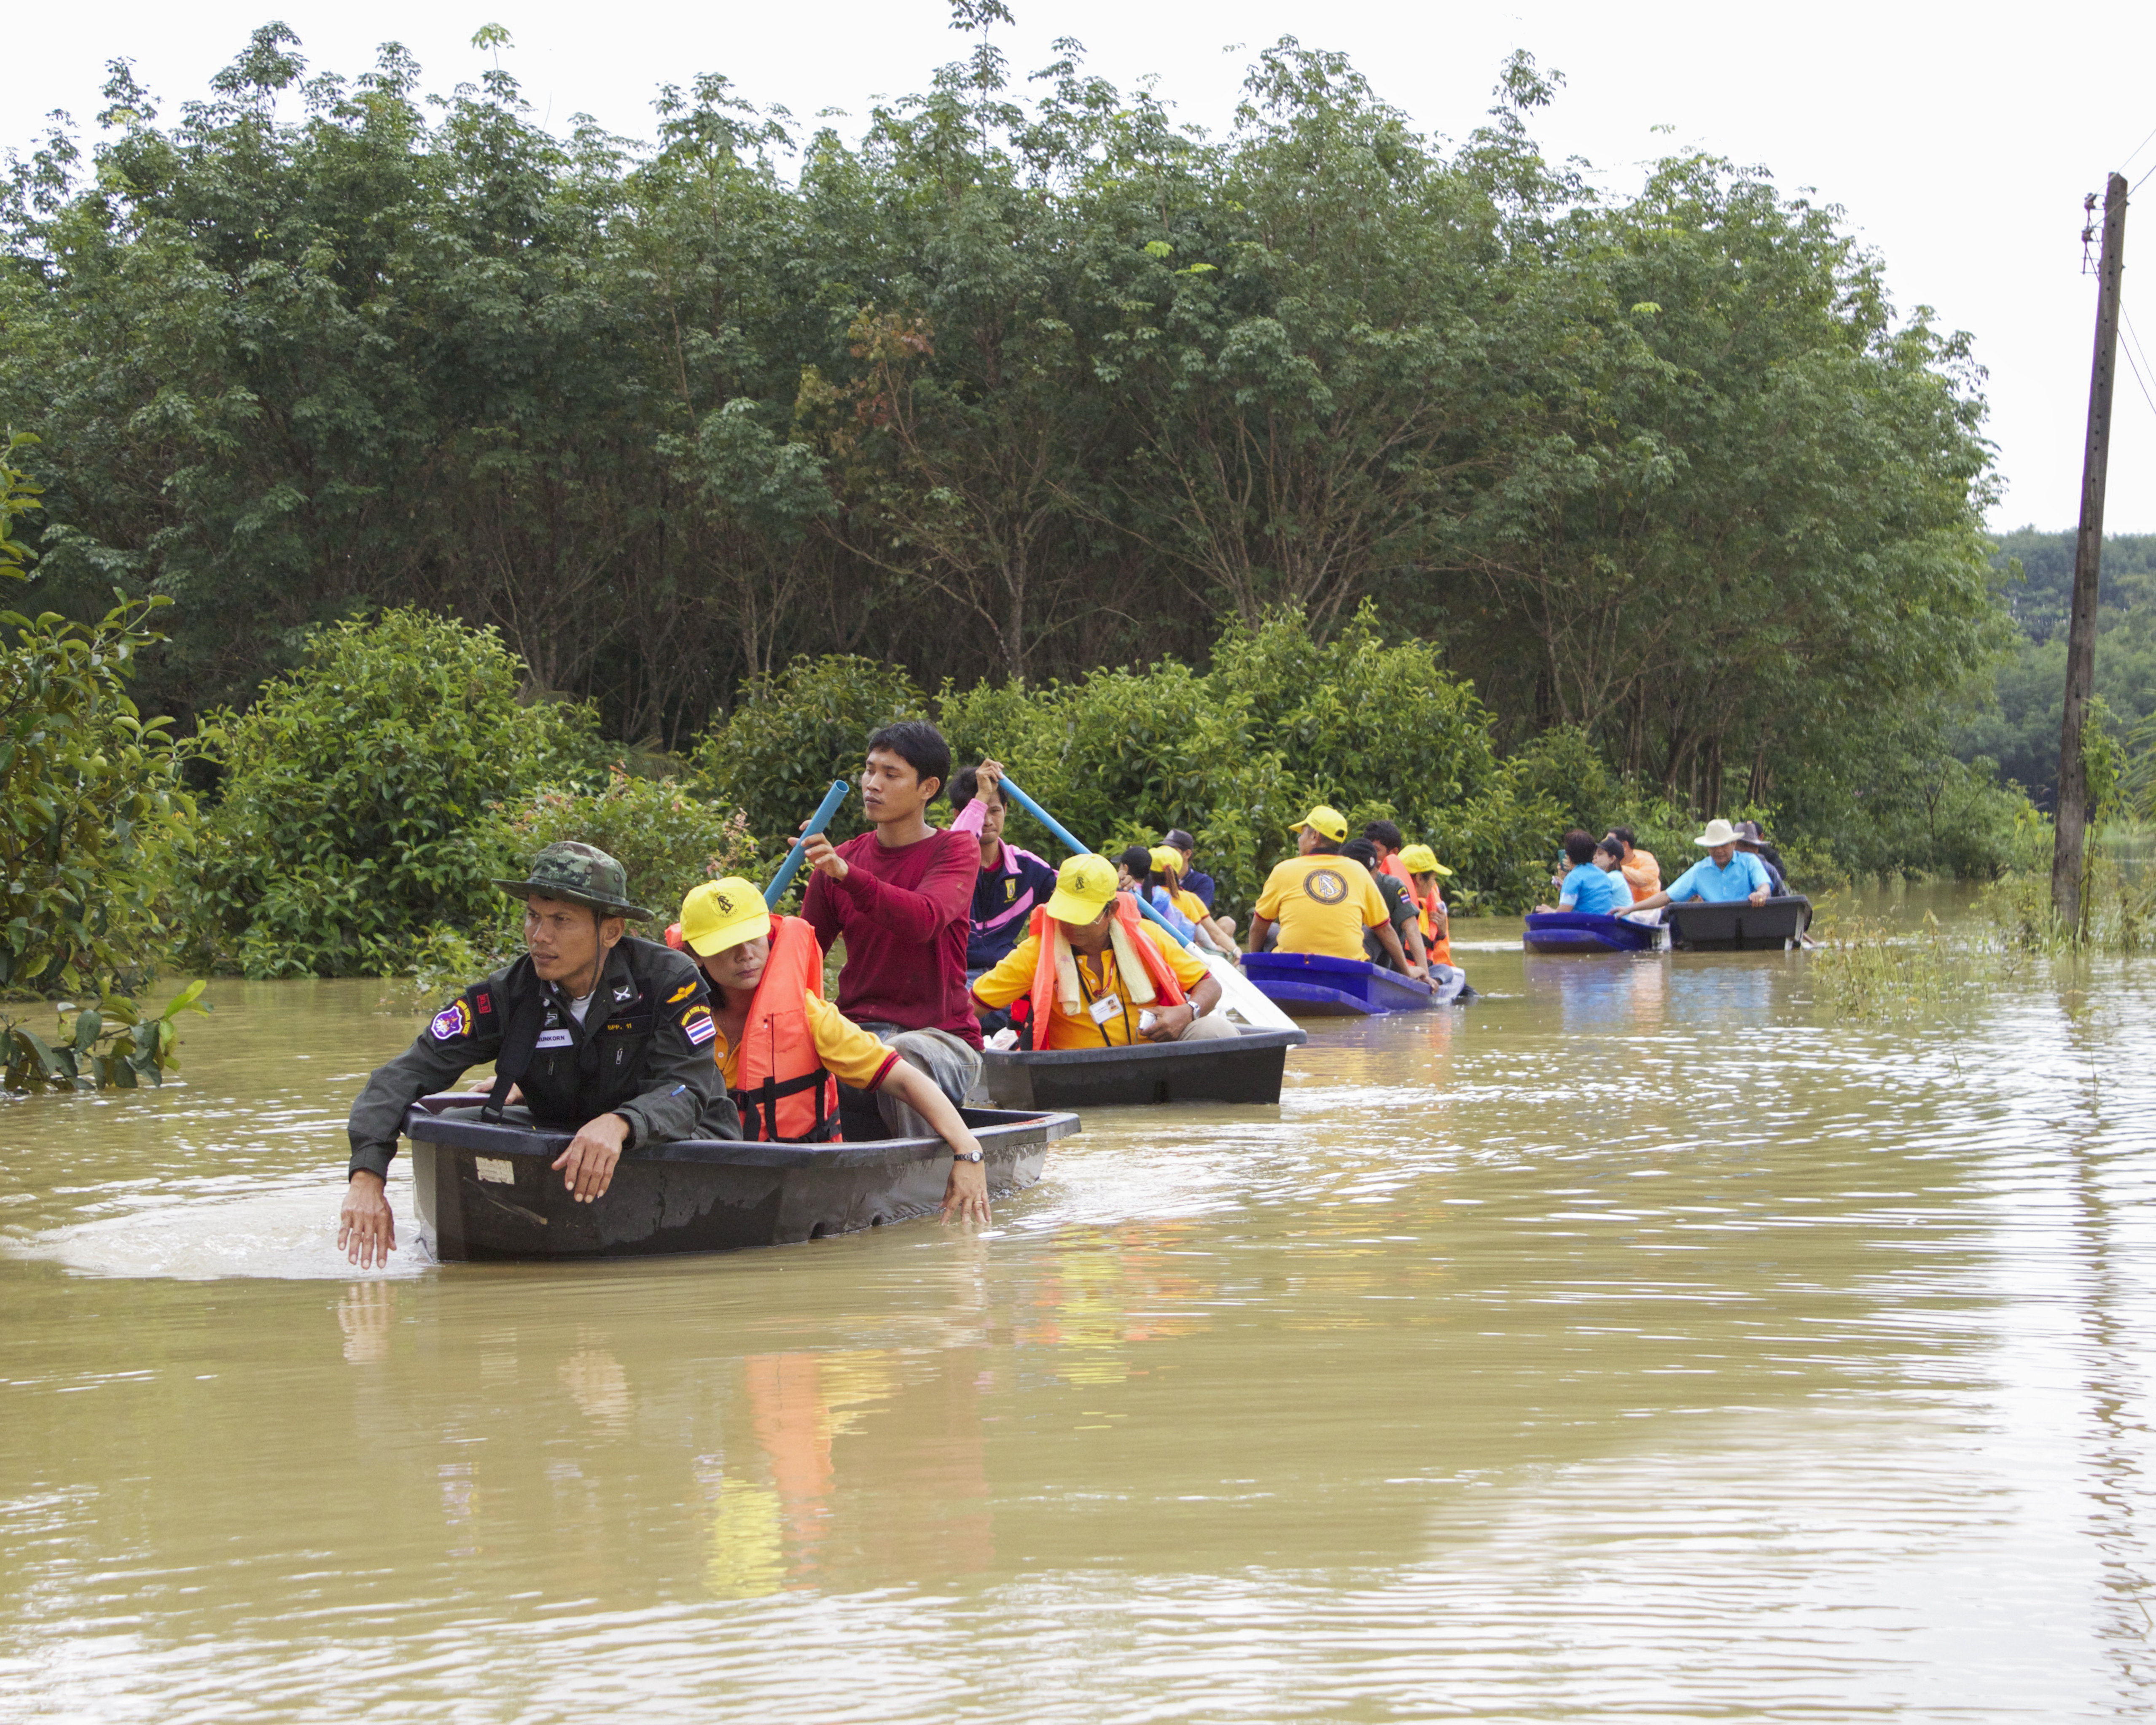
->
3;889;2154;1720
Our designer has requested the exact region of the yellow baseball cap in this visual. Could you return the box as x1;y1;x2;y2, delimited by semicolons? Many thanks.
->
678;878;772;957
1148;845;1184;880
1399;843;1453;878
1043;853;1119;923
1290;805;1350;843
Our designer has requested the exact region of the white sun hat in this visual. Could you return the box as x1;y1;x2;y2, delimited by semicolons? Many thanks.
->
1694;818;1743;848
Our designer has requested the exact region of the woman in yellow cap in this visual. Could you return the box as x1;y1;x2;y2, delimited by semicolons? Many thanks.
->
972;854;1238;1050
1398;843;1453;969
1145;843;1240;956
675;878;992;1223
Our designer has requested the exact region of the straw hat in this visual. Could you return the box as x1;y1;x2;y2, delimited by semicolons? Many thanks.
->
1694;818;1743;848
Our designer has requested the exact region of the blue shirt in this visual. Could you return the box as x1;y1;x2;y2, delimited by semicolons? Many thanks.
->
1183;867;1218;911
967;842;1061;970
1559;864;1627;915
1666;850;1771;904
1145;885;1197;939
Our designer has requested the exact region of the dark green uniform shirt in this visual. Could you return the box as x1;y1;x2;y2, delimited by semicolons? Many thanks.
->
1362;872;1420;971
346;935;739;1179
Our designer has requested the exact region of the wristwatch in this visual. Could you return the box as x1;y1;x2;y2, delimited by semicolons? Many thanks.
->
952;1148;984;1164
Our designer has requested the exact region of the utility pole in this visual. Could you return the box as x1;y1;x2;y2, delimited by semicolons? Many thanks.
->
2052;172;2128;937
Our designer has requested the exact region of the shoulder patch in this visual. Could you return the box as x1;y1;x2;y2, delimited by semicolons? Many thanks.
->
430;1000;471;1042
666;979;698;1005
680;1003;716;1048
473;990;494;1017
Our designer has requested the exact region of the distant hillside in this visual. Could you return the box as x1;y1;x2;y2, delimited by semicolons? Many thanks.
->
1952;529;2156;806
1987;527;2156;643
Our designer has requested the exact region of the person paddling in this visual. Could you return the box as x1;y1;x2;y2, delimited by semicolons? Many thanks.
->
678;877;990;1223
970;854;1238;1050
796;723;997;1141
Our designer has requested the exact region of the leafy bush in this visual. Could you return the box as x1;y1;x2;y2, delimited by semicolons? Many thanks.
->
181;609;606;977
932;606;1566;913
494;770;759;932
0;432;204;1089
692;655;927;859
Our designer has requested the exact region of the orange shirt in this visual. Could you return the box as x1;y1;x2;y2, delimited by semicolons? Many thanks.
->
1621;849;1661;903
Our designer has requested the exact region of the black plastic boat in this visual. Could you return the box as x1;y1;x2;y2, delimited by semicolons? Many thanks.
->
403;1095;1079;1262
979;1024;1308;1109
1666;895;1813;951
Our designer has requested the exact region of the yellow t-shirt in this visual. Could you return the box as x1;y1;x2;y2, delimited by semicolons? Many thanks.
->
715;990;899;1091
1255;853;1388;961
973;919;1210;1049
1169;886;1210;924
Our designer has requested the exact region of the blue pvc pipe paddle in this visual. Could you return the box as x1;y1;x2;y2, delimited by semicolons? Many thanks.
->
763;778;852;908
996;775;1193;950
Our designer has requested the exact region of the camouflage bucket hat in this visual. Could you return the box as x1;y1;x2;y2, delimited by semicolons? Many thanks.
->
494;841;657;920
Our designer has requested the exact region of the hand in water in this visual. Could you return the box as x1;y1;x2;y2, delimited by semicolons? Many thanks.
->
941;1157;991;1226
554;1112;629;1203
338;1173;395;1268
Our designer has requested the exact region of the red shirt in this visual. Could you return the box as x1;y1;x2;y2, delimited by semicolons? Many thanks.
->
802;825;982;1048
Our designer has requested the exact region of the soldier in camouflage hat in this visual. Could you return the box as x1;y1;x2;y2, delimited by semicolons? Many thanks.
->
490;840;661;920
338;841;739;1268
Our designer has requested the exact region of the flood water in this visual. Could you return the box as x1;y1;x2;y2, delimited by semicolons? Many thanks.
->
3;888;2153;1720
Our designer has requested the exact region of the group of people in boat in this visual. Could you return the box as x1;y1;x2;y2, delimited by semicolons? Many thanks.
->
339;722;1460;1266
349;713;1763;1267
1536;818;1787;916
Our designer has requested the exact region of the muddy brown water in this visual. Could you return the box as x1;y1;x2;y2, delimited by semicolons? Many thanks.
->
3;888;2152;1720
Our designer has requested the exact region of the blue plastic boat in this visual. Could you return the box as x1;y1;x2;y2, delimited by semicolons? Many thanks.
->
1241;951;1439;1016
1522;910;1669;955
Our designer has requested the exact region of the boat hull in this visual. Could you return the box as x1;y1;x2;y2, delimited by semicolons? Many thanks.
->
1522;911;1667;954
980;1025;1307;1109
1667;895;1813;952
405;1101;1078;1262
1240;952;1439;1016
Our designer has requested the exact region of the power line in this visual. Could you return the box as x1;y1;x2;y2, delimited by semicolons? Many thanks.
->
2120;117;2156;177
2118;308;2156;426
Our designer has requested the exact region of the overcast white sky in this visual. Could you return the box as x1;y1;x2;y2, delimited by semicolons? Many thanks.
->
13;1;2156;534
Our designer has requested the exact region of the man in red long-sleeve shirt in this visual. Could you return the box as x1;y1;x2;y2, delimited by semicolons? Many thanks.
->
799;721;996;1141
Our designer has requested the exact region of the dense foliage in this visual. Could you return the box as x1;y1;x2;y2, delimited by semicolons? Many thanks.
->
181;609;602;976
0;435;203;1089
0;19;2009;862
1951;530;2156;809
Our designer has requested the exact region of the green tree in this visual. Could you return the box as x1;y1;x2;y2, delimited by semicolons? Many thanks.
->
0;433;203;1090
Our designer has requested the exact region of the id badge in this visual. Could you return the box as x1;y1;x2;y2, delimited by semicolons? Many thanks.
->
1088;994;1123;1025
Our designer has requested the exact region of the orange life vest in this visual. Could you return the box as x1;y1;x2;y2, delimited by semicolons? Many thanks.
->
729;914;840;1143
1379;853;1452;966
1424;888;1451;968
1025;895;1186;1051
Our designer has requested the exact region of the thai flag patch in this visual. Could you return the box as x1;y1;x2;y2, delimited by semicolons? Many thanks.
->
681;1004;716;1047
430;1000;470;1042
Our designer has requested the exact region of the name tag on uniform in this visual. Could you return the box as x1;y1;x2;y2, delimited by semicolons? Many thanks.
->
1088;995;1123;1025
535;1028;575;1049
